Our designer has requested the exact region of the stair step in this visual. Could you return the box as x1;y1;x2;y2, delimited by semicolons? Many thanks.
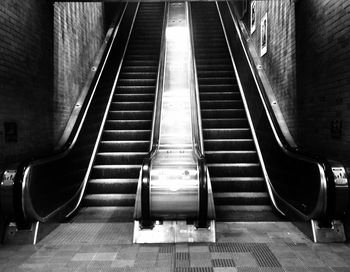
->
201;109;246;119
110;101;154;111
214;192;270;205
102;130;150;141
99;141;149;152
108;110;153;120
205;150;258;163
86;178;138;194
200;91;241;100
208;163;262;177
91;165;141;179
199;84;239;92
95;152;147;164
117;79;156;86
105;120;152;130
83;194;135;206
116;86;156;94
119;72;157;79
114;93;155;102
202;118;249;128
203;128;251;139
204;139;255;151
211;177;266;192
200;100;244;109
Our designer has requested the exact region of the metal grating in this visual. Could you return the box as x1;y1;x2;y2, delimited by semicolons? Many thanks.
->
160;245;175;253
40;223;133;245
251;247;281;267
209;243;254;253
211;258;236;267
175;268;214;272
176;252;190;260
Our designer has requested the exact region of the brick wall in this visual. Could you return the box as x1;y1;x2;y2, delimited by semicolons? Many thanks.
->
53;2;104;143
233;0;298;138
0;1;105;164
296;0;350;166
0;0;53;163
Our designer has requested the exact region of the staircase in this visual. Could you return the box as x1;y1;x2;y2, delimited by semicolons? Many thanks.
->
74;3;164;222
191;2;277;221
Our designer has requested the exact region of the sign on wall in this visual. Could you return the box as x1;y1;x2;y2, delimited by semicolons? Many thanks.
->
260;13;268;56
250;1;256;34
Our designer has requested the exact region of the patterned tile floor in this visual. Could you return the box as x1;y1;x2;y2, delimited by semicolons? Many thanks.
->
0;222;350;271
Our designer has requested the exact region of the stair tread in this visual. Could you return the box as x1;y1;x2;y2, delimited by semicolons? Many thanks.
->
214;192;268;198
85;194;135;199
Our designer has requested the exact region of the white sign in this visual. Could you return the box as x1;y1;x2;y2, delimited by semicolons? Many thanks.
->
332;167;348;185
260;13;268;56
250;1;256;34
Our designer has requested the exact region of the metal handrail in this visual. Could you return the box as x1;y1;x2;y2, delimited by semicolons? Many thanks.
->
146;3;168;156
20;3;138;222
188;3;205;159
215;1;342;221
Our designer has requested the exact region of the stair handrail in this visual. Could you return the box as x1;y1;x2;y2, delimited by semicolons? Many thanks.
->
215;1;348;222
137;3;168;224
0;3;140;225
188;2;213;225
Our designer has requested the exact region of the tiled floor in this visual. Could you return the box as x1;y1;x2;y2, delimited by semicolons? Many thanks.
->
0;222;350;271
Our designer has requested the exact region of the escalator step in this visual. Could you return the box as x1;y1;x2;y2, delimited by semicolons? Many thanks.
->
207;163;262;177
83;194;135;207
86;179;138;194
91;165;141;179
203;128;251;139
102;130;151;141
95;152;147;165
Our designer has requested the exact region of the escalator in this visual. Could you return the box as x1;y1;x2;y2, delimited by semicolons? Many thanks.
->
74;2;165;222
0;2;165;232
191;2;275;221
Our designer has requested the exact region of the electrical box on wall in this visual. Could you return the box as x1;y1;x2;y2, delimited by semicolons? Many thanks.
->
4;122;17;143
331;119;342;139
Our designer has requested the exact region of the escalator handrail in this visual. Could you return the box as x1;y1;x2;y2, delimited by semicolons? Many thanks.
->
147;3;168;156
216;1;337;220
188;3;205;159
21;3;139;222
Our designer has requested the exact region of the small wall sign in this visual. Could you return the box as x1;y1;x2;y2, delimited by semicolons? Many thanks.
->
260;13;268;56
4;122;17;142
250;1;256;34
331;119;342;139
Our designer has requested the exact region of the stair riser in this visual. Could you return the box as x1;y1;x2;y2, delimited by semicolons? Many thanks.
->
208;165;261;177
99;142;149;152
199;84;239;92
108;111;153;120
86;182;137;194
116;86;156;94
206;153;259;163
203;129;251;139
212;180;266;192
214;196;270;205
102;131;150;141
95;154;146;165
200;101;243;109
91;167;140;179
202;119;249;129
110;102;154;111
83;198;135;207
117;79;156;87
105;121;152;130
202;110;246;119
204;141;255;151
200;92;241;100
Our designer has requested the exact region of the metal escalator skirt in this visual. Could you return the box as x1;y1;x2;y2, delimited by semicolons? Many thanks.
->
149;2;199;219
